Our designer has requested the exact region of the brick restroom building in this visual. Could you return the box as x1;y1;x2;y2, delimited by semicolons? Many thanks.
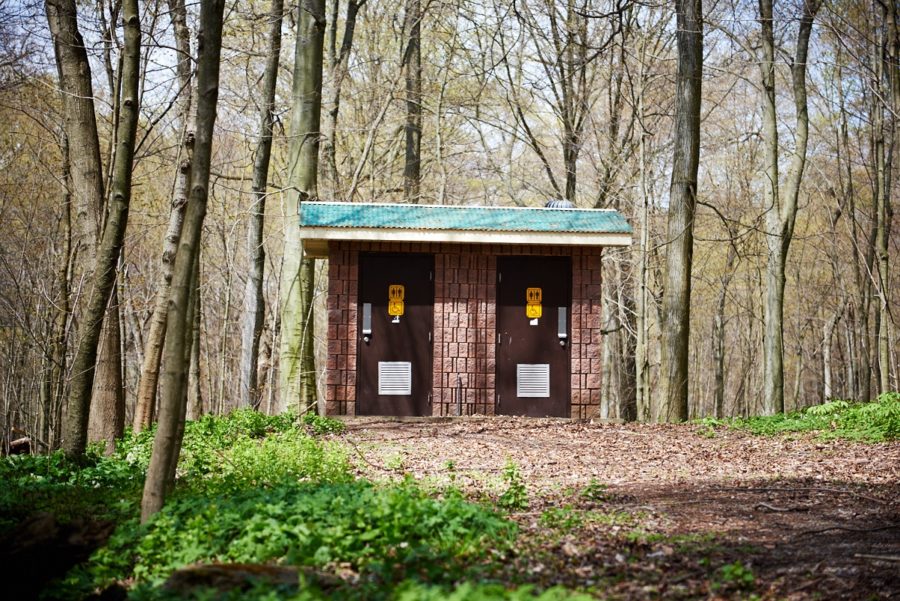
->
300;201;632;419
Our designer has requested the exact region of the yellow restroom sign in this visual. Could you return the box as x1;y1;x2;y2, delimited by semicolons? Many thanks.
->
525;287;542;319
388;284;405;316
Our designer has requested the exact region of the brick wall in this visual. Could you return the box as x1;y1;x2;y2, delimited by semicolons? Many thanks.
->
324;241;603;418
324;246;358;416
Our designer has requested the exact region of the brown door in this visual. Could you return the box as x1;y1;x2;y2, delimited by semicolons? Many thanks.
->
357;253;434;416
496;256;571;417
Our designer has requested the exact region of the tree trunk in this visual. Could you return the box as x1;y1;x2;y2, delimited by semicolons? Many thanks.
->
823;306;842;399
238;0;284;410
88;286;124;454
876;0;896;394
48;135;72;451
279;0;325;413
45;0;103;274
656;0;702;423
634;48;650;421
403;0;422;203
713;247;736;418
187;253;203;420
142;0;225;520
760;0;818;415
322;0;365;200
49;0;140;457
134;0;194;432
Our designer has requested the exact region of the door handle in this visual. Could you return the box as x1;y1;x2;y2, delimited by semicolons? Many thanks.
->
558;307;567;346
362;302;372;343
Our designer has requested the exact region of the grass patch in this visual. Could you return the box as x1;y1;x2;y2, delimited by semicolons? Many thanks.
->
698;392;899;442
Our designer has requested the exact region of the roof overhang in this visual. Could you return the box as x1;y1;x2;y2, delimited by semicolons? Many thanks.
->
301;227;632;258
298;201;633;258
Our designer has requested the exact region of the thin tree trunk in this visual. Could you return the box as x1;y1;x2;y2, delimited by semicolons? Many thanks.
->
134;0;194;432
656;0;702;423
713;247;736;418
823;306;842;399
50;0;140;457
876;0;896;394
760;0;818;415
634;37;651;421
280;0;325;413
322;0;365;200
617;264;637;421
47;136;72;451
187;253;203;419
239;0;283;410
142;0;225;521
403;0;422;203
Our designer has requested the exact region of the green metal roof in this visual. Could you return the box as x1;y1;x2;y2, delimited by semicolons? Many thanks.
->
300;202;632;235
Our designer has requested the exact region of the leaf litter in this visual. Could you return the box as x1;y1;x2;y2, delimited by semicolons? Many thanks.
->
345;417;900;599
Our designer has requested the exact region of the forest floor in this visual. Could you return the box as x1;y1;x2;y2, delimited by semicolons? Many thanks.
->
344;417;900;600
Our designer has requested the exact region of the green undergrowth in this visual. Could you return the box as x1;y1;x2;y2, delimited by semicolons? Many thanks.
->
58;481;515;599
698;392;899;442
0;410;348;531
2;410;535;599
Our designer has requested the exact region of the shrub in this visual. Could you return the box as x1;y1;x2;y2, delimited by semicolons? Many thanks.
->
498;461;528;512
710;392;899;442
301;413;346;435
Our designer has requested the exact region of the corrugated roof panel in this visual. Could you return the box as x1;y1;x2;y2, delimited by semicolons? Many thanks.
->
299;202;632;235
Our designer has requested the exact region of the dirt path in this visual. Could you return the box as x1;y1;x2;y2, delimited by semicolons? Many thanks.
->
345;418;900;599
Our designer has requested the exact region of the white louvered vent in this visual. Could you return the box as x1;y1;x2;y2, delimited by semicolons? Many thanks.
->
378;361;412;395
517;364;550;397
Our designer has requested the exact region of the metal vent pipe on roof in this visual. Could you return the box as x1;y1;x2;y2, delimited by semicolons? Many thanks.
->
545;199;575;208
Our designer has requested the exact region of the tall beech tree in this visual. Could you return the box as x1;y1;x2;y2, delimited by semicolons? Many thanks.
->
134;0;195;432
656;0;702;422
759;0;819;414
239;0;284;409
47;0;141;457
280;0;325;413
142;0;226;520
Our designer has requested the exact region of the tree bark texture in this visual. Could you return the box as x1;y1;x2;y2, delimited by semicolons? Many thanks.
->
656;0;702;423
187;253;203;420
403;0;422;203
142;0;225;521
134;0;194;432
44;0;103;272
88;286;124;454
50;0;140;457
760;0;818;415
239;0;284;409
279;0;325;413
